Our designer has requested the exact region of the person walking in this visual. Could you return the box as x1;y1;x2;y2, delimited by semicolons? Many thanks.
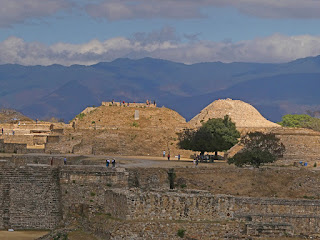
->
112;159;116;168
106;159;110;167
178;154;181;161
163;150;166;158
167;153;170;161
64;157;67;165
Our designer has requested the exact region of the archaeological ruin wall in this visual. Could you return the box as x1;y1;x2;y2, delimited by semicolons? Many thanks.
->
0;163;62;229
1;161;320;237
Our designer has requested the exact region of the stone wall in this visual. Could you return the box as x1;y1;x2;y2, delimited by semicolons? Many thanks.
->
0;139;27;153
59;167;129;222
272;128;320;162
0;164;62;229
3;162;320;237
2;135;34;144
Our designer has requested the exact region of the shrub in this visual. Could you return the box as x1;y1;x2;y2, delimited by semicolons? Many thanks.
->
177;229;186;238
132;121;139;127
76;113;86;120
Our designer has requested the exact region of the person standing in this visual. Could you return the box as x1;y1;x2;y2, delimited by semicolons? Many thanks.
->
178;154;181;161
1;128;3;135
64;157;67;165
112;159;116;167
106;159;110;167
167;153;170;161
163;150;166;158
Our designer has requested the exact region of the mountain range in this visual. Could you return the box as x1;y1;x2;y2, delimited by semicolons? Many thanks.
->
1;56;320;122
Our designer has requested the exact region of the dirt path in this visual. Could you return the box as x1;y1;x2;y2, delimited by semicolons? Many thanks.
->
0;231;48;240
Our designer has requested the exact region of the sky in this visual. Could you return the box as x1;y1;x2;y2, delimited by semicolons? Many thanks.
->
1;0;320;66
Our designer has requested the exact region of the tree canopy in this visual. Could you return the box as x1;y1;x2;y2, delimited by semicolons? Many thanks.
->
178;115;240;156
228;132;285;168
278;114;320;131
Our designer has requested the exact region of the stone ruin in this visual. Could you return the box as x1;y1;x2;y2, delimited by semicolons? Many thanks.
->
1;99;320;164
189;98;280;131
0;121;64;154
0;159;320;239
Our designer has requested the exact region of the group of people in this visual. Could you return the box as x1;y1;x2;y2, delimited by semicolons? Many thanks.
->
110;99;156;107
106;158;116;168
146;100;156;106
163;150;180;161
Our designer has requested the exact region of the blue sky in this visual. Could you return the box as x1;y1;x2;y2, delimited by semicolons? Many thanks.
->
1;0;320;65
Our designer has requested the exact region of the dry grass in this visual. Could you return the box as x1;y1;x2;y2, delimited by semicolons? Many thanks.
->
0;231;48;240
68;230;98;240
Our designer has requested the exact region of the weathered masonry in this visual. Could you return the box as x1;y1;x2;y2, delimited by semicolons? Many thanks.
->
1;161;320;238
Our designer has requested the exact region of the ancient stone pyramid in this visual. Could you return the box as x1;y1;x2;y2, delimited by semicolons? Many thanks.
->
189;98;280;129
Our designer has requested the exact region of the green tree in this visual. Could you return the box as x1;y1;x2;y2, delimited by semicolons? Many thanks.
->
228;132;285;168
278;114;313;128
278;114;320;132
178;115;240;158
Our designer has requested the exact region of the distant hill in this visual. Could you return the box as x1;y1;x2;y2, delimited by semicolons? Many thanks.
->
1;56;320;121
0;108;33;123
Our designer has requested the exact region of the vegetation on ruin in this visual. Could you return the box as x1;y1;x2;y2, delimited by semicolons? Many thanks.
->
177;229;186;238
75;113;86;120
178;115;240;157
278;114;320;131
228;132;285;168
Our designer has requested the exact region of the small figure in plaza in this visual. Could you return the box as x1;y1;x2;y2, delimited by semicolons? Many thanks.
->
64;157;67;165
1;128;3;135
106;159;110;167
178;154;181;161
167;153;170;161
112;159;116;167
163;150;166;158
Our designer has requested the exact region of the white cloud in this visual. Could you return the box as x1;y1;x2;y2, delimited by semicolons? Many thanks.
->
0;0;72;27
220;0;320;19
85;0;202;20
1;33;320;66
1;0;319;28
85;0;320;20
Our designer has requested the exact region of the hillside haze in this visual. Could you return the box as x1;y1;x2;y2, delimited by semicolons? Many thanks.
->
1;56;320;121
